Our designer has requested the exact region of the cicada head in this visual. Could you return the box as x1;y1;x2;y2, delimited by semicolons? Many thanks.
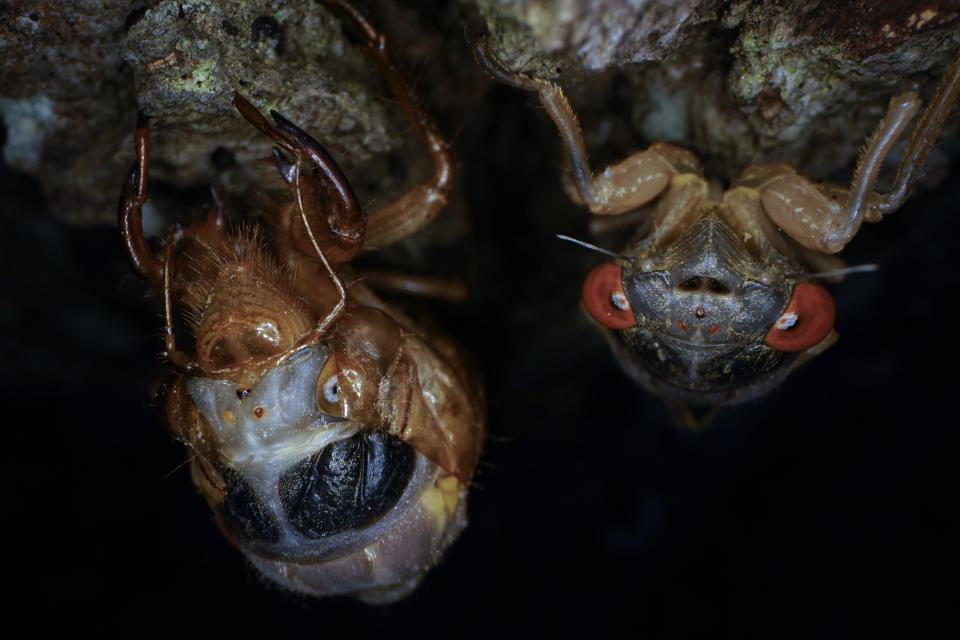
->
582;213;836;407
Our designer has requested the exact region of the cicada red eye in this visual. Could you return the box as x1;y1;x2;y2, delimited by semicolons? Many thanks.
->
582;263;636;330
765;282;836;352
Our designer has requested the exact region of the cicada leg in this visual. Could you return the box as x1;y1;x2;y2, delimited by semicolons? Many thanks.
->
751;54;960;254
322;0;454;249
118;115;197;368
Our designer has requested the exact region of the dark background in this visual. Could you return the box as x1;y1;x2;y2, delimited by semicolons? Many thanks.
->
4;68;959;638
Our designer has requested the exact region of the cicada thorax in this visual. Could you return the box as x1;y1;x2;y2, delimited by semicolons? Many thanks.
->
195;260;311;374
162;237;480;602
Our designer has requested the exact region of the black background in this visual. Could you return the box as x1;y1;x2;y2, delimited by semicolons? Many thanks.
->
4;68;959;638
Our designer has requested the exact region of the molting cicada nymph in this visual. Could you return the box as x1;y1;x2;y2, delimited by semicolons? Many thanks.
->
120;0;483;603
476;38;960;427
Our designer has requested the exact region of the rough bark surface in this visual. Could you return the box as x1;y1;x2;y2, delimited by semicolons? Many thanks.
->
1;0;958;224
476;0;960;180
0;0;460;226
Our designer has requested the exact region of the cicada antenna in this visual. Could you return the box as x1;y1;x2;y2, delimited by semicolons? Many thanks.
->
556;234;636;262
787;263;879;280
292;154;347;337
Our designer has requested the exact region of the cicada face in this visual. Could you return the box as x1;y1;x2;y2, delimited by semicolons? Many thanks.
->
177;344;468;604
583;215;836;407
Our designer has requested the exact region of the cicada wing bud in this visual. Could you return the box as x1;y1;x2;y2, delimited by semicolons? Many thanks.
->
378;334;484;483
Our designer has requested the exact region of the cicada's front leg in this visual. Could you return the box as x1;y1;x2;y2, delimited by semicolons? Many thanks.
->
474;36;713;248
236;0;454;262
234;92;367;265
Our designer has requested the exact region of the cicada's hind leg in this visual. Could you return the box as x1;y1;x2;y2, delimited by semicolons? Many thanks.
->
322;0;454;250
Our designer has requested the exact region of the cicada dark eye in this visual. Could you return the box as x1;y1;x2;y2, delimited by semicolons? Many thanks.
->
582;263;636;329
765;282;836;352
